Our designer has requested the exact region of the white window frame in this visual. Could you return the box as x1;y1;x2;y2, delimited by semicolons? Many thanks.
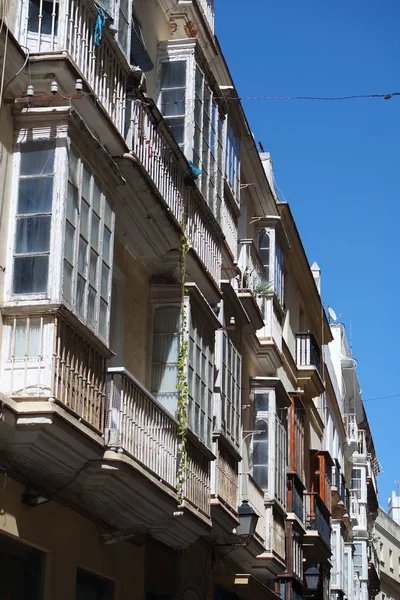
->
215;330;241;448
6;128;67;305
256;226;285;306
62;143;115;343
150;294;215;449
251;387;287;509
157;40;226;221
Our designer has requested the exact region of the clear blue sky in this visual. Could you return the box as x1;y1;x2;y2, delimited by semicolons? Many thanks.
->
216;0;400;508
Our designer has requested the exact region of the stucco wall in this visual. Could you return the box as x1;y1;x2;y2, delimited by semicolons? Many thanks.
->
113;236;150;386
376;507;400;597
0;475;144;600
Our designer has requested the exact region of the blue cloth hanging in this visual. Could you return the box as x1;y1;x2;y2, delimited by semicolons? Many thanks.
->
188;161;201;180
94;7;106;46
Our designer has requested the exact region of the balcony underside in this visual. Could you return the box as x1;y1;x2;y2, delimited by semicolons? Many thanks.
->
302;531;331;564
21;54;127;156
296;366;325;398
237;292;264;331
255;338;283;372
0;398;211;548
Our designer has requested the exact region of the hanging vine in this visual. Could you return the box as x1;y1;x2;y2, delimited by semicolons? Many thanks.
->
176;218;190;505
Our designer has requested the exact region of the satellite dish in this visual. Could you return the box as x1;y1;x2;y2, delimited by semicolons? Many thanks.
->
328;306;338;322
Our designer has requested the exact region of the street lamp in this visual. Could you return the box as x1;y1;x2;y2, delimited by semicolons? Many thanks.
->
304;565;321;596
236;500;259;537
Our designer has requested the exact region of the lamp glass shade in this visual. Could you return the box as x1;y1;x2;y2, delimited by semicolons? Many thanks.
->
236;500;259;537
304;565;321;592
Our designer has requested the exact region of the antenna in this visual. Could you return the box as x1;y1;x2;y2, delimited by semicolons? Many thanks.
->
328;306;338;323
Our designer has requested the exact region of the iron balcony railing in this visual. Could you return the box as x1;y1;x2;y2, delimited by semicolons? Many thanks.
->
292;484;304;522
304;492;331;544
296;333;321;374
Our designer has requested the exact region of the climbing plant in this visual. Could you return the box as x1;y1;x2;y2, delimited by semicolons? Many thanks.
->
176;221;190;505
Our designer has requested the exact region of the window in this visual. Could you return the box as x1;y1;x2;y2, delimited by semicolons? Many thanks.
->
0;534;44;600
351;468;362;492
159;61;187;150
63;147;114;341
8;318;42;360
158;44;227;220
118;0;129;55
188;309;214;447
76;569;114;600
389;548;393;571
130;8;154;71
275;244;284;306
220;332;241;446
258;229;270;282
151;306;180;415
151;301;215;448
13;141;55;294
253;419;268;490
225;124;240;202
354;543;363;575
28;0;59;35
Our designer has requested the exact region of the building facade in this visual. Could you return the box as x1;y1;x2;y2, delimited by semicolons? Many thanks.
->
375;506;400;600
0;1;381;599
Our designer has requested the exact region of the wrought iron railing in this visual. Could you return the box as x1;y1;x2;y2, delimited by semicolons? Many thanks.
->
296;333;321;373
292;484;304;522
304;492;331;544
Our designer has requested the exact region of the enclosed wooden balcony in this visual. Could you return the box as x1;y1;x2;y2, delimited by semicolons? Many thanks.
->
14;0;128;151
106;367;212;522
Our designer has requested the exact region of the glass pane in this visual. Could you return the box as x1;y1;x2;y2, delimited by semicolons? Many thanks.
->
89;249;98;286
104;196;113;229
18;177;53;214
28;0;59;35
103;226;111;264
63;260;73;304
82;164;92;200
15;216;51;253
13;256;48;293
69;146;79;184
20;142;54;175
78;237;87;275
165;117;185;147
101;262;109;298
88;286;96;327
80;200;89;239
161;89;185;117
152;333;179;363
99;298;108;338
76;275;85;317
93;179;101;214
255;391;269;412
67;182;78;224
64;221;75;264
28;320;41;358
91;213;100;251
160;60;186;89
14;321;26;359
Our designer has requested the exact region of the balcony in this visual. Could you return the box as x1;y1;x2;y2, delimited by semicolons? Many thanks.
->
237;239;266;330
295;333;324;397
211;438;240;534
368;544;380;595
1;313;106;432
124;99;222;292
303;492;331;562
106;367;212;522
15;0;128;144
349;491;367;531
